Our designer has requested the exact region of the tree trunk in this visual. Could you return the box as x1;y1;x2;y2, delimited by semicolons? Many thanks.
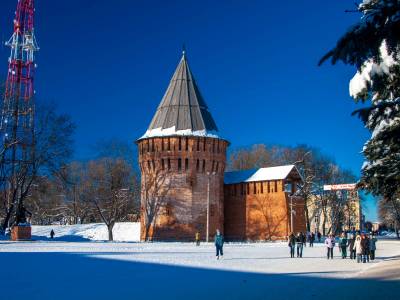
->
144;226;149;241
107;223;114;241
2;203;15;232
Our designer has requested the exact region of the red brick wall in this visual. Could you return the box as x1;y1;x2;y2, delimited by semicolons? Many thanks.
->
224;180;306;241
138;136;228;241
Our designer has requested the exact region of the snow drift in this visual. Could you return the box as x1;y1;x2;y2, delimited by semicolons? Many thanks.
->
31;222;140;242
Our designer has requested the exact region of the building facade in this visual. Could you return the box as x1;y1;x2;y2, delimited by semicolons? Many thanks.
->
137;53;306;241
308;190;362;235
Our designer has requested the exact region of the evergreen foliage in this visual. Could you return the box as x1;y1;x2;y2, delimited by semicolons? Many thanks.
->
320;0;400;203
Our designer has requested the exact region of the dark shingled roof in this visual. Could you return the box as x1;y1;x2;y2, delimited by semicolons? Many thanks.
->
141;52;219;138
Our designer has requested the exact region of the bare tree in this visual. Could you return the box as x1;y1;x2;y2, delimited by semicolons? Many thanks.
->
23;176;82;225
379;194;400;238
87;158;137;241
1;101;75;231
55;162;94;224
141;168;171;241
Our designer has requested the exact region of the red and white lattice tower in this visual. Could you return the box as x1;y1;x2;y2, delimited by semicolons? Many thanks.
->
0;0;39;229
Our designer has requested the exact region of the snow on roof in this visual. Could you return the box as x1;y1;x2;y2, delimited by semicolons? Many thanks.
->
224;165;299;185
139;52;221;141
139;126;220;140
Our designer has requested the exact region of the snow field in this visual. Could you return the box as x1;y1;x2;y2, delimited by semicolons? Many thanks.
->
0;238;399;299
31;222;140;242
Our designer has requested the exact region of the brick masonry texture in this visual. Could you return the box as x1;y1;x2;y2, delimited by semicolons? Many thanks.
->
138;136;306;242
138;136;228;241
11;225;31;241
224;180;306;241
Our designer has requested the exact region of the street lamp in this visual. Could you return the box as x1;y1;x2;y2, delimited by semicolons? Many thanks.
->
285;182;301;233
206;171;216;243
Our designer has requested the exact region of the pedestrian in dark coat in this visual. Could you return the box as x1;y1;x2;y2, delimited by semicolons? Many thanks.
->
50;229;55;239
214;229;224;260
317;231;322;243
296;232;305;258
339;233;348;259
369;234;377;260
288;233;296;258
361;234;370;263
348;234;356;260
309;232;315;247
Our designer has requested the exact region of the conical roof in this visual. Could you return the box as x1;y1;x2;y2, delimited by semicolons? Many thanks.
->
139;52;220;139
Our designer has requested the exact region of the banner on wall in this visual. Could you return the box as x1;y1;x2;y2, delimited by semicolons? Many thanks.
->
323;183;356;191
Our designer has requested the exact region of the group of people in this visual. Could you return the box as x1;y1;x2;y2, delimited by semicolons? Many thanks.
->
325;232;377;263
288;231;378;263
287;231;321;258
344;232;377;263
288;232;306;257
196;229;378;262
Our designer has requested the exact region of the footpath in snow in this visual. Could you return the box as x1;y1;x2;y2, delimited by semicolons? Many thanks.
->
0;234;399;300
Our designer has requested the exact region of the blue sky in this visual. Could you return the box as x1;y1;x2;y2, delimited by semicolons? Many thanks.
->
0;1;377;220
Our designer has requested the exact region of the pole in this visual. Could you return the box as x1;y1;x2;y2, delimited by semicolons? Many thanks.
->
206;174;210;243
290;195;294;233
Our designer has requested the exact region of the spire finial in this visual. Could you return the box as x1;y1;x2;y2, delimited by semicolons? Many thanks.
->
182;44;186;57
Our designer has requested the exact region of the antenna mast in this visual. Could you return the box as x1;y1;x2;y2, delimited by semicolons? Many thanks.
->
0;0;39;234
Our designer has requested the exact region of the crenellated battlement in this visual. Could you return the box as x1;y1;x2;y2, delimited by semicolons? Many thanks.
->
138;136;228;175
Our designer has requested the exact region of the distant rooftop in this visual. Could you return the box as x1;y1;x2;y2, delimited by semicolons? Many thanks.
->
139;52;221;140
224;165;302;185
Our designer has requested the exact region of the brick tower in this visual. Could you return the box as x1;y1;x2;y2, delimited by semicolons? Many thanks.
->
137;52;229;241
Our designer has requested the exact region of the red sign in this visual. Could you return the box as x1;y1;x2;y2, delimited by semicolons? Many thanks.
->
323;183;356;191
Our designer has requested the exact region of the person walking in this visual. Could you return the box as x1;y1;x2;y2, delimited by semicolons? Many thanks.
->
354;234;363;263
288;232;296;258
339;233;348;259
214;229;224;260
369;234;377;260
50;229;55;239
296;232;305;258
309;232;315;247
361;234;370;263
195;231;200;246
325;234;335;259
317;231;322;243
348;234;356;260
304;231;310;248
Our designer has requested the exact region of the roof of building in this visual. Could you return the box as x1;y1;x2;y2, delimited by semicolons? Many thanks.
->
139;52;221;140
224;165;302;185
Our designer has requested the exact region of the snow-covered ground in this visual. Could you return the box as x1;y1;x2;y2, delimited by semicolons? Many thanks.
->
0;237;399;299
31;222;140;242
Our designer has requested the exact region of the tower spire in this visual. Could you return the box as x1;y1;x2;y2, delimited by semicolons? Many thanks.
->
139;52;220;140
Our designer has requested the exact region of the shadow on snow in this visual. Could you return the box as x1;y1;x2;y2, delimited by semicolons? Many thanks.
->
0;251;399;300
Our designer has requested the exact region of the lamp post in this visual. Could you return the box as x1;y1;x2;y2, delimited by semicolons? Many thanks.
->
285;182;301;234
206;171;216;243
290;194;294;233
